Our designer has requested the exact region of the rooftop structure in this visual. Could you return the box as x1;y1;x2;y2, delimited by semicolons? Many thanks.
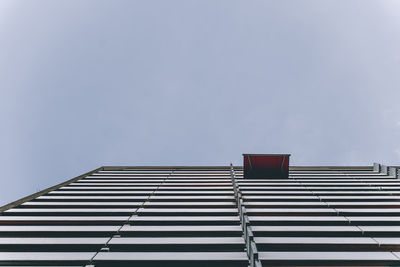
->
0;163;399;266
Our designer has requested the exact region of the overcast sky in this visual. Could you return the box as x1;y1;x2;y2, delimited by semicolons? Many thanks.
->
1;0;400;206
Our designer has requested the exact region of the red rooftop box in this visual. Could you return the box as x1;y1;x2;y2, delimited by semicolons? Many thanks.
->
243;154;291;179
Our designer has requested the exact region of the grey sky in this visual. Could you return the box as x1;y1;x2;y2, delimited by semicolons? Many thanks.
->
1;0;400;206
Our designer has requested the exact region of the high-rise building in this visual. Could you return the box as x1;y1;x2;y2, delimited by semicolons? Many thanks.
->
0;160;399;266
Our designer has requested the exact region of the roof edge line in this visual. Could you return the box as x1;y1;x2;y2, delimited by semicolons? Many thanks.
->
0;166;103;213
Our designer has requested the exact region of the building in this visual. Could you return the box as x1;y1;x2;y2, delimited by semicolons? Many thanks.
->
0;161;400;266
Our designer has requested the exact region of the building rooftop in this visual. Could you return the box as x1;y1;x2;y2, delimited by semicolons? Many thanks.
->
0;163;399;266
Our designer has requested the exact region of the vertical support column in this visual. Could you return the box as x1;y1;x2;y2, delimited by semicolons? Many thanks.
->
381;165;388;175
230;164;262;267
373;163;380;173
389;167;399;178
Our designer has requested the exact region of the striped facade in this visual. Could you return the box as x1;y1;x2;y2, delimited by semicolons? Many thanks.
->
0;164;399;266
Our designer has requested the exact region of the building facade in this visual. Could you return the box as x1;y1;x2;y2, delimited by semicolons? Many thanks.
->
0;163;399;266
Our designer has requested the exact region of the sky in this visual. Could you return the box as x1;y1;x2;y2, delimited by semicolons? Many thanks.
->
1;0;400;206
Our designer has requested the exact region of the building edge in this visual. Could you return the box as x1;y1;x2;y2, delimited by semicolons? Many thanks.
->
0;166;104;213
1;163;397;213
